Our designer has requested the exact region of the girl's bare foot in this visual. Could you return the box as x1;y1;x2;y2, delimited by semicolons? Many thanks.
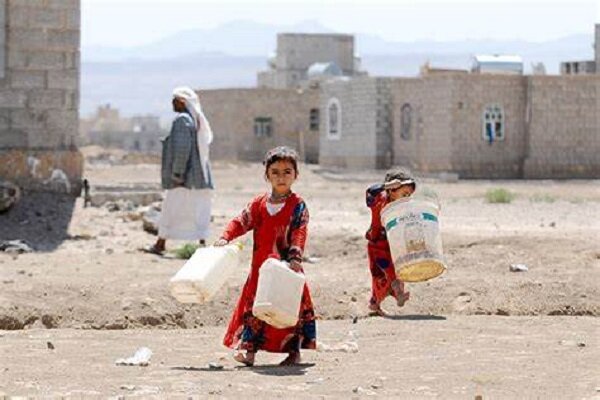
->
233;351;255;366
395;291;410;307
368;303;386;316
391;280;410;307
279;352;301;366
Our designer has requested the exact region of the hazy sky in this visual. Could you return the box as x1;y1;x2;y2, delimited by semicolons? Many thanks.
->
83;0;599;47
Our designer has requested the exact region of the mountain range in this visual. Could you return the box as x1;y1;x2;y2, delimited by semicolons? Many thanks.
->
81;20;595;120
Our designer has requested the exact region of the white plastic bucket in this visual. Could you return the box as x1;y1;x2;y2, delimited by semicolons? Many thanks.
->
169;243;242;304
253;258;306;329
380;199;446;282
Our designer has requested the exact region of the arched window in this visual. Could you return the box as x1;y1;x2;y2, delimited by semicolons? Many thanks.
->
482;104;504;143
400;103;412;140
327;98;341;140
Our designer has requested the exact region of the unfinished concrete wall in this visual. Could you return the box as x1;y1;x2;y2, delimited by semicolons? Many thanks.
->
259;34;356;89
391;75;455;173
200;88;320;163
0;0;82;195
523;76;600;178
318;77;379;169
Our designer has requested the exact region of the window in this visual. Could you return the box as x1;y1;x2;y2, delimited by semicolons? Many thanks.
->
309;108;319;131
254;117;272;137
482;105;504;143
400;103;412;140
327;98;341;140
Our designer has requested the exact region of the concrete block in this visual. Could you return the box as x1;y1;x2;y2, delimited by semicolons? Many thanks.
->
7;48;28;69
9;109;47;130
27;50;66;70
47;69;78;90
47;30;79;51
0;90;27;108
45;109;78;137
7;28;48;50
28;8;65;29
10;70;46;89
27;89;66;109
0;129;28;147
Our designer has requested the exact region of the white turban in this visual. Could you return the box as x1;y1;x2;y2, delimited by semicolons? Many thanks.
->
173;86;213;179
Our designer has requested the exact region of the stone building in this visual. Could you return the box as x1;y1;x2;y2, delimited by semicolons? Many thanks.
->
0;0;82;195
201;88;320;163
257;33;365;89
82;104;165;153
319;71;600;178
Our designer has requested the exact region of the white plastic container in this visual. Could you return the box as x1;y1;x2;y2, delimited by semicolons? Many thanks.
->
252;258;306;329
380;198;446;282
169;243;243;304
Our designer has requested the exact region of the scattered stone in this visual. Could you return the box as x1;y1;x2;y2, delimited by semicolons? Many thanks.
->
509;264;528;272
549;222;556;228
142;207;161;235
0;240;34;254
352;386;376;396
0;181;21;213
208;362;224;370
105;248;114;255
47;341;55;350
115;347;153;366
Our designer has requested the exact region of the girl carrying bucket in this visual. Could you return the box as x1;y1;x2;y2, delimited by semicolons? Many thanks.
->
365;170;415;316
214;146;316;366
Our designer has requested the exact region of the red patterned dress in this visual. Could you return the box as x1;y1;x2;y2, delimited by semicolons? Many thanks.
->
365;184;402;307
220;192;316;353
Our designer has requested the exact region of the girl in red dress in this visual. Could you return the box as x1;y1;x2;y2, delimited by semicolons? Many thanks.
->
214;146;316;366
365;170;414;316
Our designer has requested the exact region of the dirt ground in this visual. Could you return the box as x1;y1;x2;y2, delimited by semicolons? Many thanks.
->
1;154;599;398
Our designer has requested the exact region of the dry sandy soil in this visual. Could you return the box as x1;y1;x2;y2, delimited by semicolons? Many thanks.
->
1;154;599;398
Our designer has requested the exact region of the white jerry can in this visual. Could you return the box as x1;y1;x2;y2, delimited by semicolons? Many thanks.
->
169;243;243;304
252;258;306;329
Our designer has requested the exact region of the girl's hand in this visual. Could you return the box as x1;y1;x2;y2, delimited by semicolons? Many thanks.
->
213;238;229;247
289;259;303;273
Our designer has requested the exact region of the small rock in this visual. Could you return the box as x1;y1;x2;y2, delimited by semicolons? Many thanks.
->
47;341;55;350
208;362;224;370
105;248;114;255
120;385;136;391
0;240;34;254
549;222;556;228
509;264;528;272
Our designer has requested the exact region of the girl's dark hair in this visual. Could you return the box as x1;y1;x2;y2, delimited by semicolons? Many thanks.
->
263;146;299;175
384;169;416;190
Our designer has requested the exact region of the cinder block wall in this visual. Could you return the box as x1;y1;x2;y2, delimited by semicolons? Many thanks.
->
595;24;599;72
319;77;378;169
450;74;527;178
200;88;319;162
523;75;600;178
0;0;82;195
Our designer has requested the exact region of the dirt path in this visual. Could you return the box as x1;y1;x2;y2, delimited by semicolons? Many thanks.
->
1;317;599;399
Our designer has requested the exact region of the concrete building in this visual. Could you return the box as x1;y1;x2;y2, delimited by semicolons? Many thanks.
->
471;55;524;75
0;0;82;195
201;88;320;163
318;71;600;178
560;61;596;75
257;33;365;89
82;104;165;153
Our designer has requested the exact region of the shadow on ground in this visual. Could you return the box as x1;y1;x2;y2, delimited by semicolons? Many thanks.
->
0;191;77;252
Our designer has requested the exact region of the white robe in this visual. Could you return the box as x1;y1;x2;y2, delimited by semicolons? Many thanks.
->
158;187;211;240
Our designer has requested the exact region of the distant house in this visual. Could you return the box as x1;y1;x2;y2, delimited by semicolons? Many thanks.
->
471;55;524;75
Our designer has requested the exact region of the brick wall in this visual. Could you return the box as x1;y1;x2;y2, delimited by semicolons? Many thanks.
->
200;88;319;163
0;0;82;194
